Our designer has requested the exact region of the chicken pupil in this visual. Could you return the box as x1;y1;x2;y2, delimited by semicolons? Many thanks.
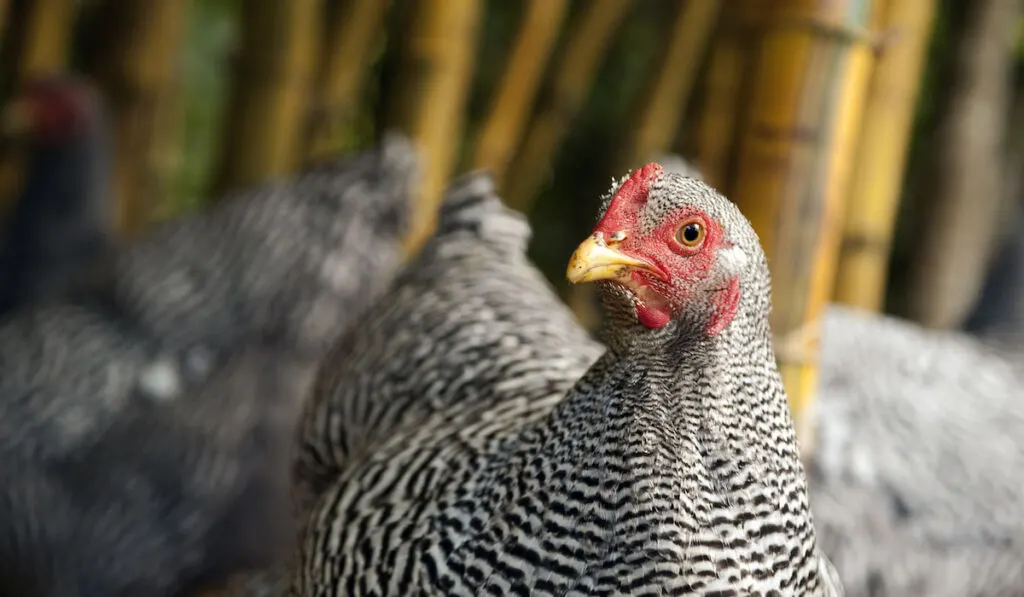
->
682;223;700;242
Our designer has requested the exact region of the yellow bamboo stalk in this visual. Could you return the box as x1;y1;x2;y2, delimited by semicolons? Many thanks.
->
0;0;10;51
92;0;188;237
622;0;722;170
215;0;323;194
469;0;570;186
504;0;635;212
695;0;765;192
18;0;75;80
834;0;937;310
901;0;1021;328
730;0;880;452
304;0;389;163
391;0;482;255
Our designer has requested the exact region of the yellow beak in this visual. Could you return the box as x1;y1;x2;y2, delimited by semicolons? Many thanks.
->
566;234;660;284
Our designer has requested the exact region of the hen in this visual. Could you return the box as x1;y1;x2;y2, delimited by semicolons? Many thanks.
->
291;167;841;596
654;156;1024;597
0;134;418;597
810;306;1024;597
0;75;115;318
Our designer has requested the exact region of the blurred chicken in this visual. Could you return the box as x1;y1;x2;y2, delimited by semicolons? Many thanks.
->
0;75;115;319
0;134;418;597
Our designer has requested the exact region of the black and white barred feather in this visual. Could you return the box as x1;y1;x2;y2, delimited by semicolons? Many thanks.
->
292;170;840;596
656;155;1024;597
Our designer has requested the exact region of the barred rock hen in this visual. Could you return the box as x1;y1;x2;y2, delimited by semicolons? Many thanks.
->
291;166;842;596
0;75;115;318
0;134;418;597
649;157;1024;597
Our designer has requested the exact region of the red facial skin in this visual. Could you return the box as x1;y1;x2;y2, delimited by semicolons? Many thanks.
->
18;79;93;145
591;163;742;336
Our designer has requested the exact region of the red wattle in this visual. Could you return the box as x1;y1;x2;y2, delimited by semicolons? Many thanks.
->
636;302;671;329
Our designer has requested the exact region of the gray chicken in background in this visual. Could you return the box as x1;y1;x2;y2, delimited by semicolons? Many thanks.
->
0;75;115;319
0;133;418;597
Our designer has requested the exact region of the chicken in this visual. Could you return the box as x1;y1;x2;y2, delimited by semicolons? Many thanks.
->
811;306;1024;597
0;134;418;597
0;75;115;318
291;172;601;518
652;156;1024;596
290;166;841;596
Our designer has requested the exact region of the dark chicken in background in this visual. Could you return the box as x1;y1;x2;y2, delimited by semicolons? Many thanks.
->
0;129;419;597
0;75;115;319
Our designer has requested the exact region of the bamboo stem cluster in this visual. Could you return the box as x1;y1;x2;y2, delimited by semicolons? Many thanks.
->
729;0;881;451
0;0;952;463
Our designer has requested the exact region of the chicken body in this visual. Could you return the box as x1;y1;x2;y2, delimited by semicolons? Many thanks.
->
0;135;418;597
810;305;1024;597
292;170;840;596
654;156;1024;597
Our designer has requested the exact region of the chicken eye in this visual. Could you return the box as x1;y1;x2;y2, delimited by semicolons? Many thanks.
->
675;221;705;247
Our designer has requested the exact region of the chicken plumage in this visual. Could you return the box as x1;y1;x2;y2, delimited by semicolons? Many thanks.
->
656;156;1024;597
291;167;841;596
0;134;418;597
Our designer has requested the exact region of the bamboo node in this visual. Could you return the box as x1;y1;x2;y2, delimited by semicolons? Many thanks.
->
840;231;891;256
870;26;907;58
762;15;876;47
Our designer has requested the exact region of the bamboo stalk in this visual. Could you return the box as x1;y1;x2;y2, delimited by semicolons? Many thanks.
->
0;0;10;53
469;0;570;186
999;73;1024;233
390;0;482;255
304;0;389;163
214;0;323;194
622;0;721;171
694;0;765;192
504;0;635;213
18;0;75;81
730;0;880;452
901;0;1021;328
90;0;189;237
834;0;937;310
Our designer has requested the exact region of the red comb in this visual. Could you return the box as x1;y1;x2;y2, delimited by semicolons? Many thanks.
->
594;162;664;233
